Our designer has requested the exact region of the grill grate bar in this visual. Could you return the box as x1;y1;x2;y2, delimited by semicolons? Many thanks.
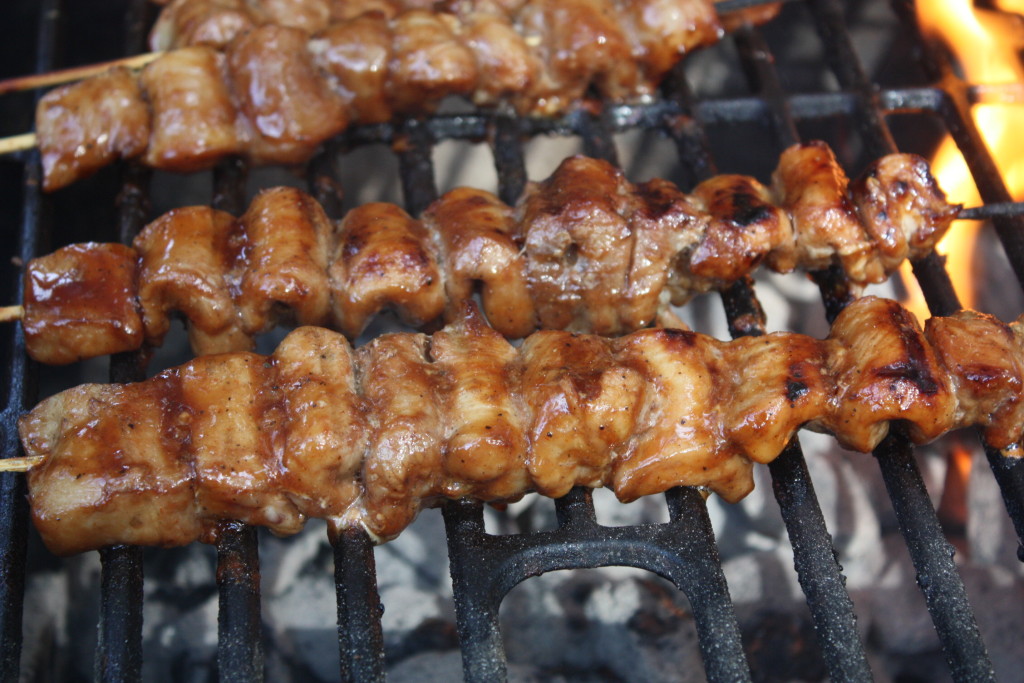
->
806;0;897;158
664;46;873;682
207;159;267;683
397;119;440;215
434;111;752;682
97;161;152;683
873;430;998;681
489;115;528;205
733;13;1000;679
443;487;753;683
732;27;801;148
888;0;1024;555
0;0;59;676
94;3;155;676
215;524;264;682
578;108;620;166
332;529;386;682
304;144;388;683
96;546;145;681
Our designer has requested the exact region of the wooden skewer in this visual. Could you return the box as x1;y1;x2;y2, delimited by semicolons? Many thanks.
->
0;51;162;96
0;305;23;323
0;134;35;156
0;456;44;473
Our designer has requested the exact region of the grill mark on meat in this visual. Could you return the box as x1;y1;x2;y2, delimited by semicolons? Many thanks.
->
874;306;941;396
729;187;773;228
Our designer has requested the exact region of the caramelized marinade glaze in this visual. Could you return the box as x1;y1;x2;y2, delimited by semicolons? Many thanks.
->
22;148;958;364
37;0;778;190
19;296;1024;555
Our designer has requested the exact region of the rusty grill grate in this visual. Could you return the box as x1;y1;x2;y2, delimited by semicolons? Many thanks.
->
1;0;1023;681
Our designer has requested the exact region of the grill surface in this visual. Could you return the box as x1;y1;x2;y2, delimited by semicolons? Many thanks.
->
1;0;1023;681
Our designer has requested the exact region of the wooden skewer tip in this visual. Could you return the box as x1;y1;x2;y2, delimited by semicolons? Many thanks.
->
0;456;43;473
0;133;37;156
0;51;163;96
0;305;24;323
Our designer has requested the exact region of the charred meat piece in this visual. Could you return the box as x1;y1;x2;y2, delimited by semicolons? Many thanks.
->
685;173;795;292
310;14;395;124
516;156;636;334
851;153;962;272
21;380;202;556
234;186;333;334
149;0;257;51
821;296;955;452
424;187;535;338
925;310;1024;453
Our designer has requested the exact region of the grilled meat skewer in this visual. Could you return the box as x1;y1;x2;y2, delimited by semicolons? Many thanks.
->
36;0;779;191
17;296;1024;555
16;148;958;364
149;0;772;52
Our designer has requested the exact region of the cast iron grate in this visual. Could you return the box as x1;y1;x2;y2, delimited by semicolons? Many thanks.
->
0;0;1023;681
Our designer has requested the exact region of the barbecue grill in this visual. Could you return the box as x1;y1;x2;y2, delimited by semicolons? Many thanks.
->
1;0;1023;680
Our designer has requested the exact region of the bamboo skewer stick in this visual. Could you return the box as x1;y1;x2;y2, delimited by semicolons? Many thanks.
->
0;305;23;323
0;51;161;96
0;133;36;156
0;456;44;473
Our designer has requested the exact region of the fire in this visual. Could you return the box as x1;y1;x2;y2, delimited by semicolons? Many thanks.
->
900;0;1024;318
906;0;1024;530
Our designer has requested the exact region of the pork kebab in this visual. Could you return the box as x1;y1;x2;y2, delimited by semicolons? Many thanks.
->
11;145;959;364
35;0;777;190
14;296;1024;555
149;0;781;51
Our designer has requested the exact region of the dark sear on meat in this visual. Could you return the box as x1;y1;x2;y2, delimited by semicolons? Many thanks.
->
37;0;779;190
20;147;959;364
18;296;1024;555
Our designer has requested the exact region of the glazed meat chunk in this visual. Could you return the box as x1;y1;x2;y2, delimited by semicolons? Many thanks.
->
134;206;247;354
328;203;445;336
22;243;144;365
424;187;534;338
21;379;202;556
149;0;257;51
274;327;367;519
234;186;333;334
773;141;882;284
851;153;961;272
227;24;348;164
140;46;245;172
180;353;306;538
36;67;150;191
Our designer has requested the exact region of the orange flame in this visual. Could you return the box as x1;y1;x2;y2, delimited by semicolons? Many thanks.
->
901;0;1024;318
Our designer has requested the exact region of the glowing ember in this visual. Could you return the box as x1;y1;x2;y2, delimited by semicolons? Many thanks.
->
901;0;1024;317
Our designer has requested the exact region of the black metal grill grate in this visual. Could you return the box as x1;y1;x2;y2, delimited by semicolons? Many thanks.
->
1;0;1023;680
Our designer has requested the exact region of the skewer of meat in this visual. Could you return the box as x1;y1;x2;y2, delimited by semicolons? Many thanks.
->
5;147;959;364
9;295;1024;555
148;0;781;51
20;0;779;191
